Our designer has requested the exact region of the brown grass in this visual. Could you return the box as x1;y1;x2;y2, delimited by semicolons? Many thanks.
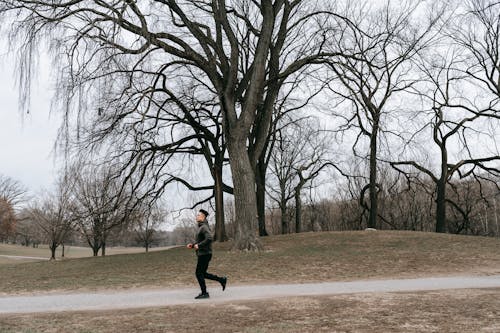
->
0;231;499;295
0;243;175;263
1;288;499;333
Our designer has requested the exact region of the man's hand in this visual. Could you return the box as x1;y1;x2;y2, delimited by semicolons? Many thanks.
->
187;243;193;249
194;244;199;250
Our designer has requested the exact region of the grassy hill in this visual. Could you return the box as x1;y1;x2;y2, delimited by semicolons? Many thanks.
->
0;231;499;295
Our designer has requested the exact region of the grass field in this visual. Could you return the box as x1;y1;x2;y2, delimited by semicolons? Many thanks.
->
0;231;499;333
0;231;499;295
0;244;176;264
0;288;499;332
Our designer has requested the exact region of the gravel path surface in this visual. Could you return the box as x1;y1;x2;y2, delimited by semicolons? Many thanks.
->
1;275;499;314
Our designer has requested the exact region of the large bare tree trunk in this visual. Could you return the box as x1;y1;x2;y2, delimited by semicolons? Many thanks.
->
368;122;379;229
1;0;327;252
228;138;262;251
435;147;448;235
435;143;448;233
435;179;447;233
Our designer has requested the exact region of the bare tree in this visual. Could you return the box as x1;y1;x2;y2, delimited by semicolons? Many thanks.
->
324;0;442;229
28;183;74;260
267;118;335;233
0;198;16;242
1;1;359;250
453;0;500;121
13;210;42;247
70;164;137;256
255;73;328;237
267;127;297;234
0;174;26;206
391;50;500;233
291;121;341;233
86;79;233;242
0;175;26;241
134;202;166;253
379;171;434;232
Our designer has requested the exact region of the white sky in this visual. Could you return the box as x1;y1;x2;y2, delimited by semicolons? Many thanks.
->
0;43;61;194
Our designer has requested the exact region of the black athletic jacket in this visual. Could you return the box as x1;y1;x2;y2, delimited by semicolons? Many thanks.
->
195;221;212;256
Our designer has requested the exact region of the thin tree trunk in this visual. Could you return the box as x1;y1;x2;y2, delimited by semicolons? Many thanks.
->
256;159;269;237
214;163;228;242
493;197;499;236
281;201;288;234
50;243;57;260
295;187;302;233
61;243;65;258
101;242;106;256
90;236;100;256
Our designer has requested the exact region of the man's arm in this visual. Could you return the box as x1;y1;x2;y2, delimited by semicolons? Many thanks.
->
195;225;212;248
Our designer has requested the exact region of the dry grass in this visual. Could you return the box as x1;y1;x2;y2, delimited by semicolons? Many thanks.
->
0;244;175;264
1;288;499;333
0;231;499;295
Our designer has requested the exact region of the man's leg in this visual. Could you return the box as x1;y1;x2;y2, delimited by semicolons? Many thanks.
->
203;254;227;291
195;254;211;295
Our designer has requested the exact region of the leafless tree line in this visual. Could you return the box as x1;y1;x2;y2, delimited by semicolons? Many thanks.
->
1;0;499;251
263;171;500;237
1;164;168;259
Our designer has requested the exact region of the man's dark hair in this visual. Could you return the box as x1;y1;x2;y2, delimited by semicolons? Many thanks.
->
199;209;209;218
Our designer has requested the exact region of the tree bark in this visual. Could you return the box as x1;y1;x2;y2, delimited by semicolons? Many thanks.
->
213;163;228;242
295;187;302;233
435;179;447;233
436;140;448;233
281;201;289;234
368;120;379;229
50;243;57;260
227;138;262;251
256;159;269;237
89;235;100;256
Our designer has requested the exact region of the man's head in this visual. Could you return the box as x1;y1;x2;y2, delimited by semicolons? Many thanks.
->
196;209;209;222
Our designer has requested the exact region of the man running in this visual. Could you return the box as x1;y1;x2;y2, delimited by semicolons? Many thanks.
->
187;209;227;299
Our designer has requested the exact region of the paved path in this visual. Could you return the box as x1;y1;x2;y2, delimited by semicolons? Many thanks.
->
0;255;49;261
1;275;499;314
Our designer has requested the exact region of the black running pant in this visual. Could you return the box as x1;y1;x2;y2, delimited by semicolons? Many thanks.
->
196;254;221;294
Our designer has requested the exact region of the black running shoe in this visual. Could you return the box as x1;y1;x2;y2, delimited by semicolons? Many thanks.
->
221;277;228;291
195;292;210;299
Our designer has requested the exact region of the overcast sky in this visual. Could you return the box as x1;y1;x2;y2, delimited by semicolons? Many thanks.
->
0;42;61;194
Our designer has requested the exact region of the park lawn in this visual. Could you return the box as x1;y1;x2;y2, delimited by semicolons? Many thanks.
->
0;243;174;262
0;231;499;295
0;288;499;332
